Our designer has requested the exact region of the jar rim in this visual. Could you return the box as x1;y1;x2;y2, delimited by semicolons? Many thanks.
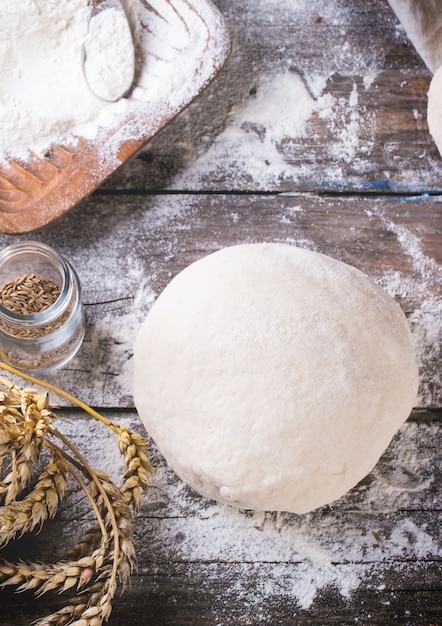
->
0;241;72;326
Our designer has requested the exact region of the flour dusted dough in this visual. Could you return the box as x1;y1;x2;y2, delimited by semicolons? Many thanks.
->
428;64;442;157
133;244;419;514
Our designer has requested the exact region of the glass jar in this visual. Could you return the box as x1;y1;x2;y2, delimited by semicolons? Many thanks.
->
0;241;84;373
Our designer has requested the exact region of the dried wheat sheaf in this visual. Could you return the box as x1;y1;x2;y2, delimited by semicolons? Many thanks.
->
0;362;152;626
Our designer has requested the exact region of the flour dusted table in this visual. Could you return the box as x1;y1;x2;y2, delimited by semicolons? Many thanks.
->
0;0;441;624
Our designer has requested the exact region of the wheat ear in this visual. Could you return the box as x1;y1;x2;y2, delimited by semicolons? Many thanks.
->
0;361;152;625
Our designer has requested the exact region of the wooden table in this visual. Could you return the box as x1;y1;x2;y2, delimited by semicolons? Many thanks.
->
0;0;441;624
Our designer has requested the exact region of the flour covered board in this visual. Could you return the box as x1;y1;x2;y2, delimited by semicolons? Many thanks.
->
0;0;230;234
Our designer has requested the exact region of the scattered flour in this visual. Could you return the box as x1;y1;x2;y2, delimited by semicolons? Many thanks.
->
167;0;391;190
369;205;439;269
220;70;316;181
369;203;442;407
327;82;374;166
81;279;154;404
55;406;440;615
240;71;316;141
171;68;376;189
408;298;442;407
171;69;334;188
152;419;439;613
65;262;155;408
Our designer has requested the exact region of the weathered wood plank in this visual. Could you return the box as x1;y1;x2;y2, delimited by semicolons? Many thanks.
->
0;192;436;409
101;0;442;194
43;192;442;298
1;565;441;626
0;412;440;626
0;566;441;626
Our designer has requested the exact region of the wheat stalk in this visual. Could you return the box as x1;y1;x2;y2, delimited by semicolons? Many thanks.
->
26;444;132;625
0;361;152;625
0;449;68;546
117;426;152;512
0;387;53;506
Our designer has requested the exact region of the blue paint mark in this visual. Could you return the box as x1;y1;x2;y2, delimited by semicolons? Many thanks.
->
280;181;442;197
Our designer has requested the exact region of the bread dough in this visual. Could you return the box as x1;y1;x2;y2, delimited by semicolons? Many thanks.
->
428;64;442;157
133;243;419;514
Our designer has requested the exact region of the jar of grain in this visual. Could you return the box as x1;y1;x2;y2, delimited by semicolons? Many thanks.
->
0;241;84;372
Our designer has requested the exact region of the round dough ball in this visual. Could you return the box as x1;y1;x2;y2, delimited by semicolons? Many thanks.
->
133;243;418;514
428;64;442;156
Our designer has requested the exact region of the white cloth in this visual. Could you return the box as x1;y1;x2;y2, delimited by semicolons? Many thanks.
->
388;0;442;73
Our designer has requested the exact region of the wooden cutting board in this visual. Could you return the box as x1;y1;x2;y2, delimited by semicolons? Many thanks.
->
0;0;230;235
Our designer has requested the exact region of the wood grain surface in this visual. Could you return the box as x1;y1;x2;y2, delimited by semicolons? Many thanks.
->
0;0;441;624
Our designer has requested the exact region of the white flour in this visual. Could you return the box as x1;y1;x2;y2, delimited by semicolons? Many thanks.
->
83;6;136;102
191;70;321;187
171;68;377;189
0;0;219;162
0;0;136;158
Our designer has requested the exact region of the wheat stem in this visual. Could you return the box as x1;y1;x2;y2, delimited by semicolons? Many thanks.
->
0;364;117;433
46;439;109;546
0;363;151;624
50;428;120;590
